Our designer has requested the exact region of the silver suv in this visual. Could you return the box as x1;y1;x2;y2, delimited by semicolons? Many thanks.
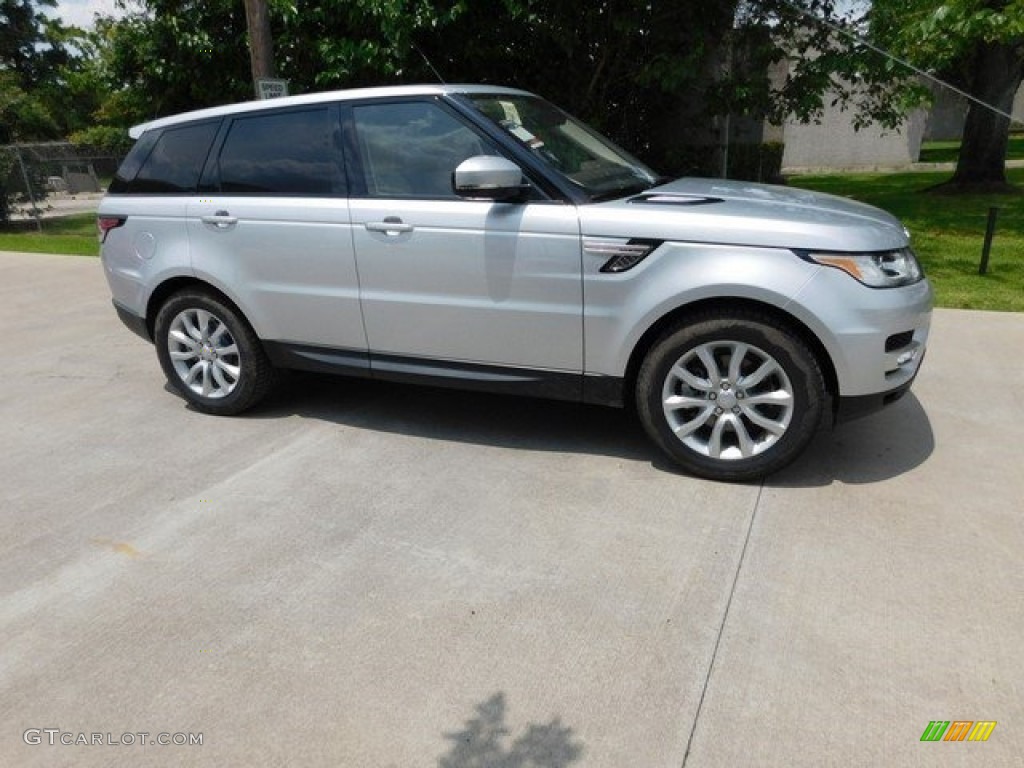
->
98;84;932;480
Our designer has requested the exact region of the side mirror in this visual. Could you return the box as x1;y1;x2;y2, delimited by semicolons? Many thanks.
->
453;156;529;201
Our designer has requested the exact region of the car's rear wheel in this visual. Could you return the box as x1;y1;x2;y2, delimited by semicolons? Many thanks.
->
154;289;277;415
636;310;826;481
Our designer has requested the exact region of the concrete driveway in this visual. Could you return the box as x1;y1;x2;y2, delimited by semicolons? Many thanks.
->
1;250;1020;767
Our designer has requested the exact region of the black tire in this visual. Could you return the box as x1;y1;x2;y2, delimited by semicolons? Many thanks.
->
636;309;826;481
154;289;277;415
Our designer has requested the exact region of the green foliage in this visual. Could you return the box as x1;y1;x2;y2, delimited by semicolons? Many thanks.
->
1;1;102;140
82;1;861;171
68;125;133;155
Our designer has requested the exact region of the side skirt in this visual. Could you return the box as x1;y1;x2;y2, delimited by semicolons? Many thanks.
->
262;341;624;407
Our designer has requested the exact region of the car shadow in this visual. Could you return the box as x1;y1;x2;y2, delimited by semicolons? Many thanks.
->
203;372;934;486
767;393;934;488
249;372;656;464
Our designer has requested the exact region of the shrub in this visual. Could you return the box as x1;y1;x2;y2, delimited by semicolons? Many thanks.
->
69;125;133;156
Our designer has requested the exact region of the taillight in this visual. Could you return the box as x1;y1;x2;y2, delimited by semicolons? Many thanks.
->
97;216;126;243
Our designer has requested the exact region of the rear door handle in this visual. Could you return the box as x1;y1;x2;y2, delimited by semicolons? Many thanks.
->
201;210;238;229
366;217;413;236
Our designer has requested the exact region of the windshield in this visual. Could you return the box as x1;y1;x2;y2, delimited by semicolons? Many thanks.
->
465;93;659;200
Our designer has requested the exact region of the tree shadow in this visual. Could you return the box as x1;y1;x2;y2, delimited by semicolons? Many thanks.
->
439;693;583;768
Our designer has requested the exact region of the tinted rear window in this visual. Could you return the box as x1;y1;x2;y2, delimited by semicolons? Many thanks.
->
109;121;219;194
216;108;340;195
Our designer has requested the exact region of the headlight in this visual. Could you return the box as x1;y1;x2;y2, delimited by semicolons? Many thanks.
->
806;248;924;288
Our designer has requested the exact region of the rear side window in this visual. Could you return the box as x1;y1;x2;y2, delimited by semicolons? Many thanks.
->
109;121;219;194
216;108;341;195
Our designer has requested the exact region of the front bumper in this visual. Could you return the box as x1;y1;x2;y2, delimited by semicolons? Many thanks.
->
834;348;925;423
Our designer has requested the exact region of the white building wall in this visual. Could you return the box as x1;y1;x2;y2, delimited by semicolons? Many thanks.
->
782;96;927;171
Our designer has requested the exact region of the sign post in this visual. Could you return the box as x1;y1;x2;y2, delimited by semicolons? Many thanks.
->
256;78;289;100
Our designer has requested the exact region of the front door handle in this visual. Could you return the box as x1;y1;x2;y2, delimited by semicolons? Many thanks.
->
201;211;238;229
366;217;414;236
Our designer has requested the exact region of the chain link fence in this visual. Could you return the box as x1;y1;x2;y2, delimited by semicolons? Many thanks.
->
1;142;124;229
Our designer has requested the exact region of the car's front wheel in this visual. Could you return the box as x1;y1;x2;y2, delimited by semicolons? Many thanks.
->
636;310;826;481
154;289;277;415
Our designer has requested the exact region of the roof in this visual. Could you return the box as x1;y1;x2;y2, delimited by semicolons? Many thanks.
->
128;84;534;139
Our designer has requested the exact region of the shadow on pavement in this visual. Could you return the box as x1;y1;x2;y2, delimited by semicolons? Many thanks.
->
438;693;583;768
214;372;934;485
768;393;934;487
253;373;655;464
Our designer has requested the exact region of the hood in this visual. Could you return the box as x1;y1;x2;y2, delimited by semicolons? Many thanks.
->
581;177;908;253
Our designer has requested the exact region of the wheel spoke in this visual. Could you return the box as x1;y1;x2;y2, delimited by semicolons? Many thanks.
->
201;361;213;397
214;358;240;381
217;342;239;358
696;346;722;387
170;349;198;361
211;362;231;391
195;309;213;341
181;313;203;342
732;415;756;458
738;359;777;390
743;389;793;408
741;404;789;435
727;342;749;383
672;406;716;438
169;329;199;351
209;319;231;344
664;393;710;410
671;363;712;392
184;360;204;385
708;415;728;458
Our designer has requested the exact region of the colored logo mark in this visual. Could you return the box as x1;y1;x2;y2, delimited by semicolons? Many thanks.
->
920;721;996;742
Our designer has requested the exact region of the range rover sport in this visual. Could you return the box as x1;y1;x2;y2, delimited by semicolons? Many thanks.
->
98;84;932;480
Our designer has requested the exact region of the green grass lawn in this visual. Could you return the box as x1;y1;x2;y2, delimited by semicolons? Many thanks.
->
0;213;99;257
919;134;1024;164
791;168;1024;312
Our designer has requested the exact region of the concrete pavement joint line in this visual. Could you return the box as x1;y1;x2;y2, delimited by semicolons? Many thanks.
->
680;480;765;768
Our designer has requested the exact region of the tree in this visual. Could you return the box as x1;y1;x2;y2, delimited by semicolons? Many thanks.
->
1;0;70;88
867;0;1024;191
243;0;276;87
83;0;925;179
1;0;83;140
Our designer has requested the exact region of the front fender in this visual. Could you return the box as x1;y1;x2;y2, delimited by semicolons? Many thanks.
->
583;242;822;376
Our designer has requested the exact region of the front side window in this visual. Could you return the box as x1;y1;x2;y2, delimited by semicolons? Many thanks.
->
111;121;219;194
465;94;658;201
217;108;340;195
352;101;495;198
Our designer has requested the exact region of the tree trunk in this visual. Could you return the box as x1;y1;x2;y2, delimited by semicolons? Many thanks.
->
948;39;1023;191
243;0;276;90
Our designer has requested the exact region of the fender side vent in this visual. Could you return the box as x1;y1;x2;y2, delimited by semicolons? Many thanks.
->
584;238;662;273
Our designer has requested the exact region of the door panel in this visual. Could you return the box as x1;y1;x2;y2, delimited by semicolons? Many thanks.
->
186;105;366;352
351;199;582;370
187;197;365;350
347;99;583;373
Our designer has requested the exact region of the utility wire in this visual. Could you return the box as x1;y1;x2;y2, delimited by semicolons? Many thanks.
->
776;0;1022;123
